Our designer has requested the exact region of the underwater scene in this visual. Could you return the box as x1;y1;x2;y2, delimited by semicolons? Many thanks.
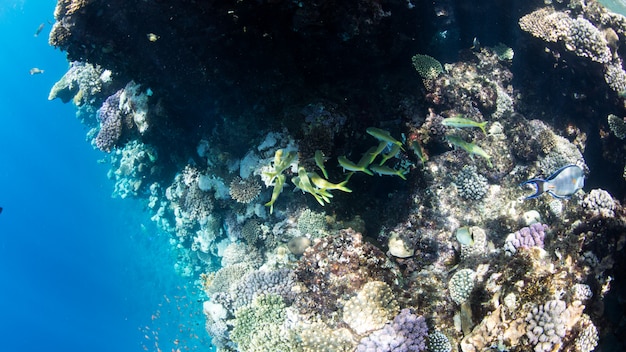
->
3;0;626;351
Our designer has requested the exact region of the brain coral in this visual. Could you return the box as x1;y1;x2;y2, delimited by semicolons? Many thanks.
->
342;281;399;335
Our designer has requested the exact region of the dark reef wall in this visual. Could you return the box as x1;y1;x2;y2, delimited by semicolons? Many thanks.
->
49;0;541;123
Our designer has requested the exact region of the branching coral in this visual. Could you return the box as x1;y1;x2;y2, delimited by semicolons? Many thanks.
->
504;223;547;255
525;299;569;352
356;308;428;352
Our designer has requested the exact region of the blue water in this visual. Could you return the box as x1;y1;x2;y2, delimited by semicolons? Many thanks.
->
0;2;210;350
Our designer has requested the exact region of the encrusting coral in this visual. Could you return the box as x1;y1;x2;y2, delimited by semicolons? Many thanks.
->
342;281;400;335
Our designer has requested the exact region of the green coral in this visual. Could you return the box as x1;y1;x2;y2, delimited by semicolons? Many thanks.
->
411;54;443;81
231;294;301;352
342;281;399;335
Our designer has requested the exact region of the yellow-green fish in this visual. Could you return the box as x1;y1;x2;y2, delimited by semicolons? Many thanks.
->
314;150;329;179
369;164;407;180
293;167;333;205
265;174;285;214
338;155;374;176
309;172;352;193
442;115;488;135
410;140;428;163
263;149;297;184
366;127;404;150
446;135;492;167
378;144;401;166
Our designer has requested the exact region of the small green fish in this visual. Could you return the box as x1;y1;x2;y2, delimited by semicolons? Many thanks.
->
338;155;374;176
446;135;492;167
455;226;474;246
410;140;428;163
378;144;401;166
442;116;488;135
293;167;332;205
314;150;329;179
265;174;286;214
309;172;352;193
358;142;387;168
369;164;407;180
366;127;404;150
264;149;297;184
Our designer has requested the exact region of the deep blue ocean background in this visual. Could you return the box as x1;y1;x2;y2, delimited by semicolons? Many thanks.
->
0;2;210;350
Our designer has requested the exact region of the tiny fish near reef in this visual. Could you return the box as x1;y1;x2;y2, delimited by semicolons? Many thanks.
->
520;164;585;199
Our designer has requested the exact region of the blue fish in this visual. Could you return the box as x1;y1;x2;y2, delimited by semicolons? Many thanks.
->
520;164;585;199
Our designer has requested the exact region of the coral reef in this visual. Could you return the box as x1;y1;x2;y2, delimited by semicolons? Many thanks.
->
412;54;443;82
294;229;401;316
426;331;452;352
46;1;626;351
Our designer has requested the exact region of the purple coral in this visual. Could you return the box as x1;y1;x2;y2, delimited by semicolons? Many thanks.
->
94;90;123;152
504;223;547;255
356;308;428;352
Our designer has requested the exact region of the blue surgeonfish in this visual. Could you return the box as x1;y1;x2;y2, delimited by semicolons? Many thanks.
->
519;164;585;199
